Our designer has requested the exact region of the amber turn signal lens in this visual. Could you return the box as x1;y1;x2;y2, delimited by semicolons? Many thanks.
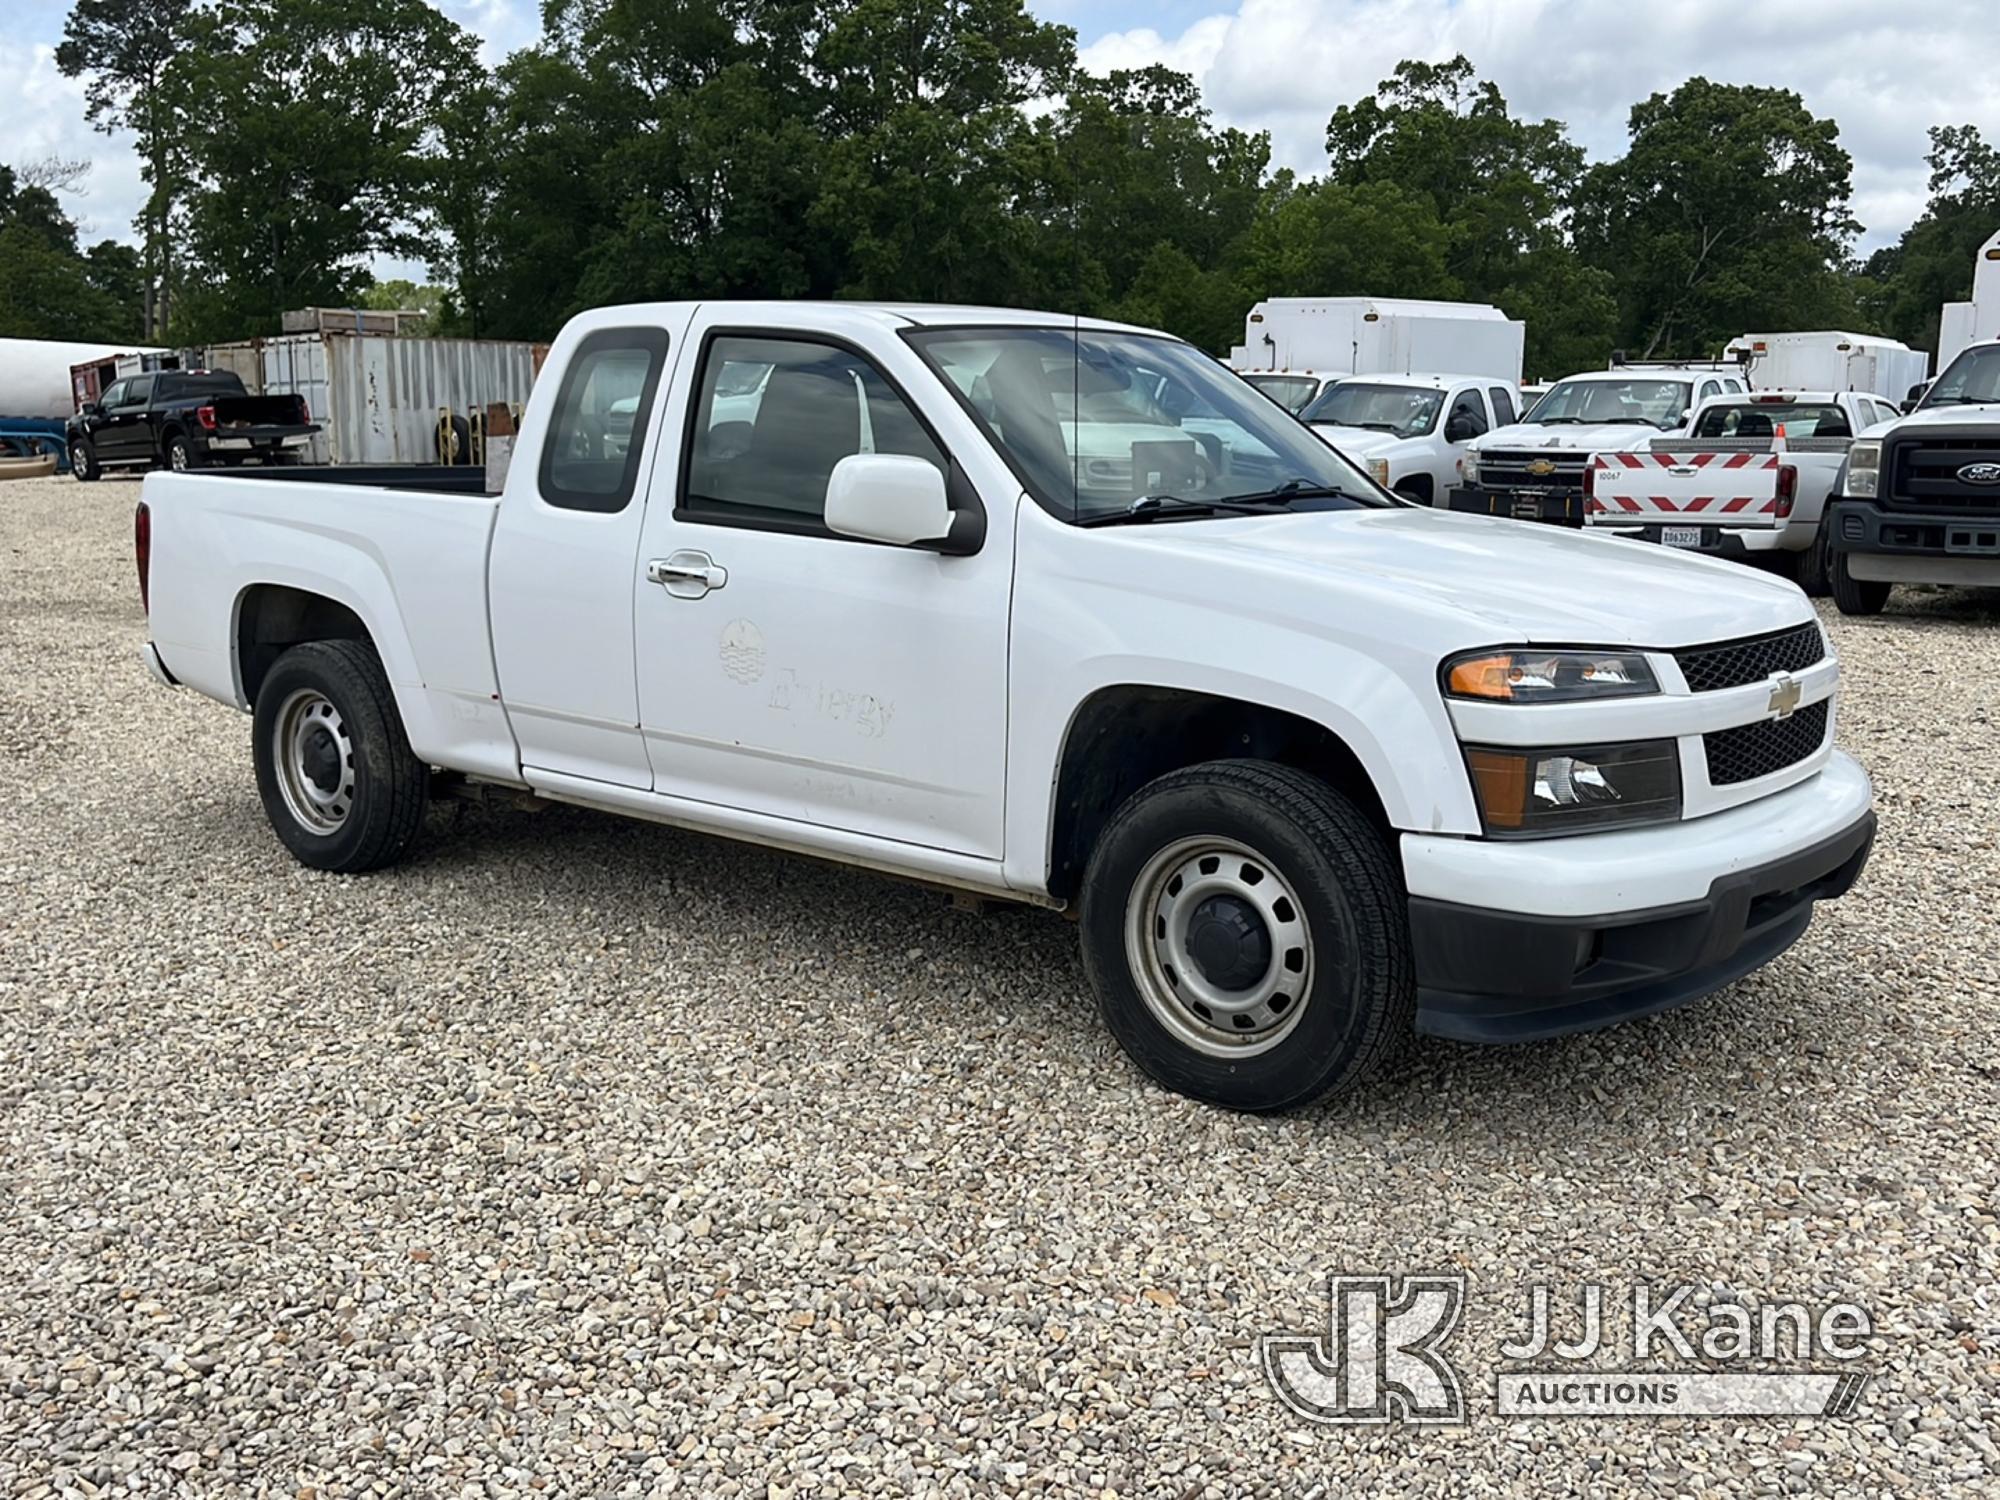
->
1465;748;1529;828
1448;654;1515;700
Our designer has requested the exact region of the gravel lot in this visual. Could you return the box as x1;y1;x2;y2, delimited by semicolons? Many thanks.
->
2;472;1997;1497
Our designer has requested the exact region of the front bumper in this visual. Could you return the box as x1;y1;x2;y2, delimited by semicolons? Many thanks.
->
1447;482;1586;526
1827;498;2000;584
1402;752;1875;1043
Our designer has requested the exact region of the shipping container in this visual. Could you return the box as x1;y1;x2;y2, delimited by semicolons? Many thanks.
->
189;332;546;465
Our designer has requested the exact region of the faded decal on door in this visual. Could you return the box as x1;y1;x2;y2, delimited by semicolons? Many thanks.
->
719;618;766;684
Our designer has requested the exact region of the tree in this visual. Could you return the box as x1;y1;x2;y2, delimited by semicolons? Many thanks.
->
0;163;144;339
1237;178;1456;305
167;0;479;340
57;0;197;336
1573;79;1859;359
1860;125;2000;356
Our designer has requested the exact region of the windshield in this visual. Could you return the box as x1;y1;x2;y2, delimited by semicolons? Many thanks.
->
1240;374;1321;413
908;328;1388;523
1524;378;1692;429
1692;402;1853;439
1920;346;2000;409
1300;382;1444;439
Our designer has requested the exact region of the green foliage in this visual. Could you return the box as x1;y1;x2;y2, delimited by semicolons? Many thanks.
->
0;164;146;340
1573;78;1859;359
1861;126;2000;355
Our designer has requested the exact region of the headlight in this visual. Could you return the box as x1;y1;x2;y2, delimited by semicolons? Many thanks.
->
1462;451;1480;485
1464;740;1681;837
1368;457;1391;487
1846;440;1881;498
1443;648;1659;703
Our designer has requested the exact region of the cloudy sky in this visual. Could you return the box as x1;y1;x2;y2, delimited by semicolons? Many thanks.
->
11;0;1996;263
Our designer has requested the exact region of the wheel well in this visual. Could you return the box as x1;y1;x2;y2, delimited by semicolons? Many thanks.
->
1046;686;1391;902
235;584;373;706
1396;474;1434;503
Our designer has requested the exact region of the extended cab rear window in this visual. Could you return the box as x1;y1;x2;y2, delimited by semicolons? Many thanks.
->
540;327;671;513
158;373;247;400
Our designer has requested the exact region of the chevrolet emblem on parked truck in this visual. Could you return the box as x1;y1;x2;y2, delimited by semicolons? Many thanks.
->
1768;675;1802;719
1526;459;1557;477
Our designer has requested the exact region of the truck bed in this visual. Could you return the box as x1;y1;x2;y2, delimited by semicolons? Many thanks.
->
199;463;489;493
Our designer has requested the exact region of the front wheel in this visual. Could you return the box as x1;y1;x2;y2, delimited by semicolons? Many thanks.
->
70;440;99;482
1829;550;1890;616
1794;522;1831;597
1078;760;1414;1112
252;640;428;872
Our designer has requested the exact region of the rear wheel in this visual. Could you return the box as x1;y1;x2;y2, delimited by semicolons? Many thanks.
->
252;640;428;872
165;434;195;472
1078;760;1414;1112
1830;550;1890;616
70;439;99;482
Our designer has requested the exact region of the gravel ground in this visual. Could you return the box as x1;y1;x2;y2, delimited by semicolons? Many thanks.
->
2;471;1997;1498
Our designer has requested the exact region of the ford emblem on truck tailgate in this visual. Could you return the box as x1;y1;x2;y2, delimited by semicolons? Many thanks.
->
1957;462;2000;485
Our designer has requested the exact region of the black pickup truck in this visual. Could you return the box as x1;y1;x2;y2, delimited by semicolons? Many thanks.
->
67;370;319;481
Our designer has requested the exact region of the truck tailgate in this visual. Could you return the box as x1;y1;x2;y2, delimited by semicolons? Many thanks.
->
1587;450;1789;528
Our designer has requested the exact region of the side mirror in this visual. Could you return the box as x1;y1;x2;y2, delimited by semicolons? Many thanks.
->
1445;415;1479;443
826;453;954;547
82;401;102;419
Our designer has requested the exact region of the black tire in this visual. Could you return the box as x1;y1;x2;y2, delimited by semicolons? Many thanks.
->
252;640;428;873
164;433;196;472
1794;522;1831;597
1830;550;1890;616
1078;759;1414;1112
70;439;100;482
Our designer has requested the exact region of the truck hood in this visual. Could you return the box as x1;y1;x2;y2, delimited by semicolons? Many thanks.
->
1469;421;1676;453
1122;506;1812;649
1306;425;1420;460
1869;400;2000;438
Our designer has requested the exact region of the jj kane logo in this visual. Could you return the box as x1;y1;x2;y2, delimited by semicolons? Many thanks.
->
1260;1276;1871;1425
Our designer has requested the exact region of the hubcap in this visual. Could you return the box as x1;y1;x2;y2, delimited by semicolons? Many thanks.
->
1123;836;1313;1058
273;689;355;834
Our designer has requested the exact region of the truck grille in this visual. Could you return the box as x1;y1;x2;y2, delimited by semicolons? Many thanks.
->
1672;623;1825;693
1704;701;1829;785
1886;437;2000;510
1476;450;1590;487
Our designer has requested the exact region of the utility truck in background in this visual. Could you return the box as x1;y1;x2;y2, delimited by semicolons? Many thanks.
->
1938;229;2000;374
1825;336;2000;615
1228;298;1525;413
1449;362;1749;525
1723;332;1928;404
136;300;1873;1113
1299;373;1523;504
1584;390;1900;591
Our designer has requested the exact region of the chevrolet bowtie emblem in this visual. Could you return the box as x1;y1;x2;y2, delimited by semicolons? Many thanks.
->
1526;459;1557;476
1767;675;1801;719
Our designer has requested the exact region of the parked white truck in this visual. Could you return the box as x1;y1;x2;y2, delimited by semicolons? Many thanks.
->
1299;373;1523;504
1449;363;1750;525
136;301;1875;1111
1229;297;1525;414
1723;332;1928;404
1584;390;1903;592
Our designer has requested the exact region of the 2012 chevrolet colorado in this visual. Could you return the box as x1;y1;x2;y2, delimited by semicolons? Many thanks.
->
134;302;1876;1111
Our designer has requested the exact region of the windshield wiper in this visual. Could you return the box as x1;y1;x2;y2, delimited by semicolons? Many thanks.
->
1078;493;1298;527
1222;478;1355;504
1535;416;1585;425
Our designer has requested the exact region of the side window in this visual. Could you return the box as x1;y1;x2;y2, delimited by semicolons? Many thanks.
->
127;375;155;406
1698;380;1719;403
681;335;946;529
1446;389;1488;440
99;380;128;409
539;327;670;514
1488;386;1518;426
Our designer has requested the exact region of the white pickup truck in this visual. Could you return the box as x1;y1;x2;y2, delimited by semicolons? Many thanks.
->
1584;390;1905;592
1299;373;1523;505
136;302;1875;1112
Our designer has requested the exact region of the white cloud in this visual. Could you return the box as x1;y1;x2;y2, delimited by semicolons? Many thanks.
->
1078;0;2000;250
2;46;150;244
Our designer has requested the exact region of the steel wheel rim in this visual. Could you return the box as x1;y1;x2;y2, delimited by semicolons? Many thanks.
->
273;689;355;835
71;444;89;476
1123;835;1314;1058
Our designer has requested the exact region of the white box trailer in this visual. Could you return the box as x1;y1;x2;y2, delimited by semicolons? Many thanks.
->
1722;331;1929;401
1939;229;2000;370
1228;298;1525;384
189;331;547;465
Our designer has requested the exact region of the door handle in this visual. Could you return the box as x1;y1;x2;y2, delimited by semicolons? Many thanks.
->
647;550;728;598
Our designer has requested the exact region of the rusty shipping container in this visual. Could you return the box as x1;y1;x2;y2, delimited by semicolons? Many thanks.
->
187;332;548;465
